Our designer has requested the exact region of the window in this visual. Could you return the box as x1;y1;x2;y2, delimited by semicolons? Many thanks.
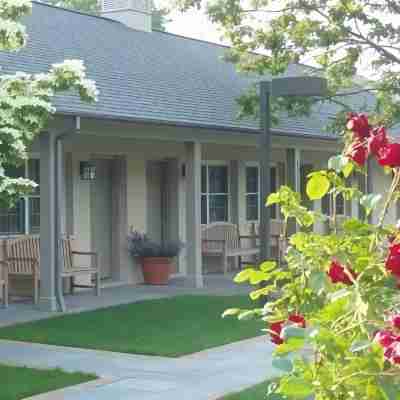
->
322;193;346;216
245;165;278;221
0;159;40;235
201;165;229;224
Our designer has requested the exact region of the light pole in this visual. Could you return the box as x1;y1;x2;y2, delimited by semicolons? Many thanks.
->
258;76;327;262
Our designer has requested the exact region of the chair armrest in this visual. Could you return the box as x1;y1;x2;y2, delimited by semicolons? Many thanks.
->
5;257;38;263
239;235;259;239
72;251;97;256
202;239;226;244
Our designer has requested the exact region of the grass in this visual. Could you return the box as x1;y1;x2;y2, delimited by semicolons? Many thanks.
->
0;295;262;357
221;381;272;400
0;363;96;400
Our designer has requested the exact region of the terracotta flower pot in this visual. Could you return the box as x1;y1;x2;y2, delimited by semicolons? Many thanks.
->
141;257;171;285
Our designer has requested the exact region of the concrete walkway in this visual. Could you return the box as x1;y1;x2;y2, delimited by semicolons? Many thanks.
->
0;337;280;399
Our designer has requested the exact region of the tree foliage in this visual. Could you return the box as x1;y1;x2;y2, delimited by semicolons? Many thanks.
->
0;0;98;207
174;0;400;129
225;114;400;398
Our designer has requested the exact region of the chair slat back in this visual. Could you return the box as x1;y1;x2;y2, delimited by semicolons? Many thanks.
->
60;237;73;272
7;236;40;274
202;222;239;250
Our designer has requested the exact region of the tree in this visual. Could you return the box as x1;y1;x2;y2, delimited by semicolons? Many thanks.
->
47;0;170;31
175;0;400;129
0;0;98;207
225;114;400;398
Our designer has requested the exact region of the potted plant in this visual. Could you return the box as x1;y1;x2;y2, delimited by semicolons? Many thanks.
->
127;230;183;285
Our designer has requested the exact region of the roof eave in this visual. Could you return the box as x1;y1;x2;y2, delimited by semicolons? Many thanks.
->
57;111;340;142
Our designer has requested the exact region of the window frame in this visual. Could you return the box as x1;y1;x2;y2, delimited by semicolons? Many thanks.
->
245;162;279;222
201;162;230;225
0;157;40;237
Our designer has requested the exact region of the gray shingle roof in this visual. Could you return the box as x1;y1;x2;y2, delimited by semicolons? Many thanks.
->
0;2;365;138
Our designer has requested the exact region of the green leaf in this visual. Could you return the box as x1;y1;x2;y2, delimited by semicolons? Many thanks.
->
272;356;293;372
350;340;372;353
342;162;354;178
309;271;327;294
260;261;277;272
274;337;305;355
249;285;275;300
238;310;256;320
360;193;382;216
328;288;351;302
281;326;306;340
234;269;253;283
279;376;314;399
379;377;400;400
221;308;241;318
306;173;330;200
328;155;348;173
266;192;280;206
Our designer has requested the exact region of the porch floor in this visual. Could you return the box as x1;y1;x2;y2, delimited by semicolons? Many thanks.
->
0;274;251;328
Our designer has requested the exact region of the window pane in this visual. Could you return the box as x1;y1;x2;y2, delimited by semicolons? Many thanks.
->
336;194;345;216
0;199;25;235
28;159;40;195
209;166;228;194
246;167;258;193
4;164;24;179
201;195;207;224
209;194;228;222
201;166;207;194
246;194;258;221
29;197;40;234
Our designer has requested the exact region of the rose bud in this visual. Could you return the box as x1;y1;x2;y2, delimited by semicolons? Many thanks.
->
346;113;370;139
368;127;388;157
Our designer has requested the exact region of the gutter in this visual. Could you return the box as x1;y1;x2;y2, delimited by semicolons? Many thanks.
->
54;116;80;312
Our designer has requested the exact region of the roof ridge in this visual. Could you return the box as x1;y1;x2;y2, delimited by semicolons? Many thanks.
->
32;0;121;23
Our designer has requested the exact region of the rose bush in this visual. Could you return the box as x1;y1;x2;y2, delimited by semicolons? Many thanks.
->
223;114;400;398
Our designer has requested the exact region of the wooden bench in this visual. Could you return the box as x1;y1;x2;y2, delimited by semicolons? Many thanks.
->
60;237;100;296
201;222;260;274
2;236;100;304
3;236;40;304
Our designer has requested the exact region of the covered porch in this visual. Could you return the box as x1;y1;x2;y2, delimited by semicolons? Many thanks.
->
0;115;342;312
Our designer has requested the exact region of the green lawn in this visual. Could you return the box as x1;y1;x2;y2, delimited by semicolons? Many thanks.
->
0;363;96;400
222;381;271;400
0;295;262;357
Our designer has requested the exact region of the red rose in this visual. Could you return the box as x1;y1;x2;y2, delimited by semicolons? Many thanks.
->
390;343;400;364
378;143;400;168
288;314;306;328
346;113;370;139
392;315;400;329
386;243;400;277
368;127;388;156
348;142;368;167
269;314;306;345
327;260;356;285
375;330;398;347
269;321;284;345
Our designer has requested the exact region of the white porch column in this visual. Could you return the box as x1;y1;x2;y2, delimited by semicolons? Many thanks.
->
185;142;203;288
286;148;301;234
229;160;239;225
39;132;57;311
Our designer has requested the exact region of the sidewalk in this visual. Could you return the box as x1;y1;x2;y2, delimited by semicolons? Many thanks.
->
0;337;280;400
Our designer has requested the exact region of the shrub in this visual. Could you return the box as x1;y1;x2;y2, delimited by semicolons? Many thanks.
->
127;230;183;258
224;114;400;398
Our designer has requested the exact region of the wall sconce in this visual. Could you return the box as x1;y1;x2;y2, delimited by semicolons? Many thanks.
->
80;161;96;181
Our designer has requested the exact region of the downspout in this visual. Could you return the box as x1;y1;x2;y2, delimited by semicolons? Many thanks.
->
54;116;80;312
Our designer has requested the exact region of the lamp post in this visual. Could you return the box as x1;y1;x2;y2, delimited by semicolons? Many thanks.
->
258;76;327;262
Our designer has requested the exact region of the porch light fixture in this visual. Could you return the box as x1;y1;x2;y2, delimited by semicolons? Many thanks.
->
258;76;327;261
80;161;96;181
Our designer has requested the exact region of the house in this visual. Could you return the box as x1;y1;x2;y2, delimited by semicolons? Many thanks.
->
0;0;393;312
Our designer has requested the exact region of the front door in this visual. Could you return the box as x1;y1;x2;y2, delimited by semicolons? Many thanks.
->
91;159;113;279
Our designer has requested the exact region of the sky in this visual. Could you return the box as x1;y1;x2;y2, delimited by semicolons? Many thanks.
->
164;7;223;44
